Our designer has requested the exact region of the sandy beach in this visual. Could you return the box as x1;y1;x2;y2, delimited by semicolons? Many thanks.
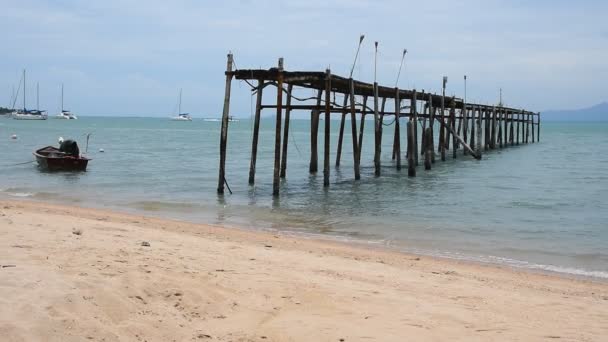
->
0;200;606;341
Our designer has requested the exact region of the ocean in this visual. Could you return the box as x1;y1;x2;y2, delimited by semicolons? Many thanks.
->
1;116;607;279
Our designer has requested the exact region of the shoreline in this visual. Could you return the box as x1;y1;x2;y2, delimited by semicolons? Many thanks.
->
1;199;607;340
3;194;607;283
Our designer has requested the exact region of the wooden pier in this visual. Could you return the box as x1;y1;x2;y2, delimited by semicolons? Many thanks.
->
217;53;540;195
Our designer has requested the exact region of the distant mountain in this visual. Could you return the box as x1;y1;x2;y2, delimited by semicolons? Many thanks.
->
542;102;608;121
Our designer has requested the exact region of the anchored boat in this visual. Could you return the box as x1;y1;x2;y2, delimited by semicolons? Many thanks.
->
34;139;90;171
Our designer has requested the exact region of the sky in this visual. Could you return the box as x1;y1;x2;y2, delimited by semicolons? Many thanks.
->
1;0;607;117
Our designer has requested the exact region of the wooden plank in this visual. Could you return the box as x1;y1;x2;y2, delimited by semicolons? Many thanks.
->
248;79;264;185
217;53;234;194
280;84;294;178
272;58;284;196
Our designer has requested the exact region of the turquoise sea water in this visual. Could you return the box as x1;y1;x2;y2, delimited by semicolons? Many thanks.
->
1;116;607;279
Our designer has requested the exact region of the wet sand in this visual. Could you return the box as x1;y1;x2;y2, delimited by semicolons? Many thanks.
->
1;200;607;341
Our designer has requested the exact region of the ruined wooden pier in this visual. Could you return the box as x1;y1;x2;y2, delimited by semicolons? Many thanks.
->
217;53;540;196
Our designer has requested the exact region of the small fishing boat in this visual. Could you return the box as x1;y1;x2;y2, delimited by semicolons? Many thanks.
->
33;140;90;171
170;88;192;121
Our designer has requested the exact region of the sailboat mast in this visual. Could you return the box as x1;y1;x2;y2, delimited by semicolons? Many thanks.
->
179;88;182;114
37;82;39;110
23;69;26;110
61;83;64;111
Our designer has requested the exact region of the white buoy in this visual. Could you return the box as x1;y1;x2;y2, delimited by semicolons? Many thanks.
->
11;134;17;140
99;148;105;153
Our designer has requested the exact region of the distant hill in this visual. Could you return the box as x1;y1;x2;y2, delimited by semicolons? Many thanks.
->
542;102;608;121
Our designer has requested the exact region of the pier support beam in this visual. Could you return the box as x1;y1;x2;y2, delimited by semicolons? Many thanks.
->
309;90;322;173
439;93;446;161
424;127;432;170
357;96;368;165
335;95;348;167
323;70;331;187
451;101;457;159
280;84;294;178
349;78;361;180
412;90;419;166
272;58;284;197
470;107;476;154
217;53;234;194
407;121;416;176
394;87;402;170
373;83;381;177
476;106;482;158
248;79;264;185
428;94;436;164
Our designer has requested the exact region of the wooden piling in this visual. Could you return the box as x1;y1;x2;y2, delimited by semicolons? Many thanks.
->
217;53;234;194
510;111;515;146
394;87;402;170
462;106;468;155
497;108;503;148
451;101;457;159
412;90;419;166
531;113;535;143
280;84;294;178
476;106;482;158
335;95;348;167
373;83;381;177
349;78;361;180
484;108;490;151
421;102;428;156
428;94;435;164
407;121;416;176
440;93;446;161
309;90;322;173
323;70;331;187
424;127;432;170
470;106;476;154
248;79;264;185
537;113;540;142
358;96;368;165
272;58;285;196
516;111;520;145
490;107;497;149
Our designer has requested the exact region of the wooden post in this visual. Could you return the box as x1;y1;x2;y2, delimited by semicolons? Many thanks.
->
280;84;294;178
217;53;233;194
309;90;322;173
394;88;402;170
349;78;360;180
463;106;469;155
323;70;331;187
378;97;386;153
433;111;478;159
537;112;540;142
525;113;530;143
503;108;508;147
440;93;446;161
373;82;381;177
470;106;476;154
510;111;515;146
456;105;463;150
248;79;264;185
428;94;435;164
424;127;432;170
445;101;451;151
476;106;482;158
451;101;457;159
490;107;497;149
357;96;368;165
421;102;428;155
412;90;419;166
484;108;490;151
531;112;535;143
335;95;348;167
407;121;415;176
497;108;503;148
272;58;284;197
516;111;520;145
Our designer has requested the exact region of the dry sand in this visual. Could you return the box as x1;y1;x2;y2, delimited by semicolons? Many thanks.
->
0;200;607;341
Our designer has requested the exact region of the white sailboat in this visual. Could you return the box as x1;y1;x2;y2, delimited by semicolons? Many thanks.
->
55;84;77;119
13;70;47;120
170;88;192;121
